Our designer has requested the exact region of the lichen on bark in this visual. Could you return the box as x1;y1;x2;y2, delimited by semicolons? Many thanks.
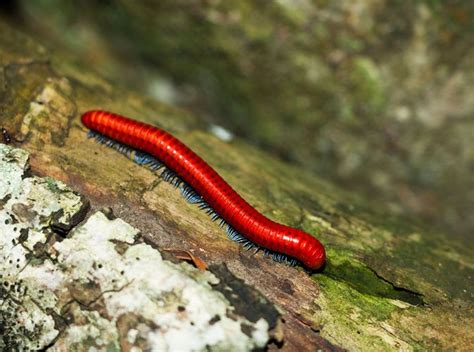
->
0;144;277;351
0;19;473;351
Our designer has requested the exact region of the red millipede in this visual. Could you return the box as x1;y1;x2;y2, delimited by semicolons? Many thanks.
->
81;110;326;270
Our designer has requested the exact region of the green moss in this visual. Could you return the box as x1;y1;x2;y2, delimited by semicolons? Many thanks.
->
43;176;63;194
313;256;428;350
323;248;423;305
318;274;396;322
27;256;46;267
1;11;472;350
369;234;474;303
106;342;121;352
315;275;402;350
349;57;386;115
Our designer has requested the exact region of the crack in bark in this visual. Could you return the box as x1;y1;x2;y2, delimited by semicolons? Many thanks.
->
367;266;424;306
61;279;134;314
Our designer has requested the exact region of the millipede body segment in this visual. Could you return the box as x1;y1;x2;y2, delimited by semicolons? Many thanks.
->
81;110;326;270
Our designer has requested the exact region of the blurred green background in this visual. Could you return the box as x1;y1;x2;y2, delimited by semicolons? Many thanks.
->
2;0;473;239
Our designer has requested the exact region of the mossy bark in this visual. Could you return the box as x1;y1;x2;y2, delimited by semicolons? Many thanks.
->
10;0;474;240
1;21;472;351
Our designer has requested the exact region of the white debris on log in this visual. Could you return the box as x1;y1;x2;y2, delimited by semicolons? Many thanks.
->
0;144;272;351
0;143;85;350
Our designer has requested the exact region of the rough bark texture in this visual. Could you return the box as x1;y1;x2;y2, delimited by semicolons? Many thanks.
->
1;142;285;351
0;21;473;351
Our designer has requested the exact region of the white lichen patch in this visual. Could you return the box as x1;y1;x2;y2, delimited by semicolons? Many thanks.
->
54;212;138;284
60;310;119;349
0;143;28;199
0;144;272;351
54;212;270;351
0;144;86;350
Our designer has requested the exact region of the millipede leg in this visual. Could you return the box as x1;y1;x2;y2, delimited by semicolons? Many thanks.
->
88;129;302;269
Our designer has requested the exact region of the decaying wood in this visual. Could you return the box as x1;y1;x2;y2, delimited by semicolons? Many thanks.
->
0;20;473;351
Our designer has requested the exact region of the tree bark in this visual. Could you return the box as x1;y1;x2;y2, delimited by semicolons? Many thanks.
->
0;20;472;351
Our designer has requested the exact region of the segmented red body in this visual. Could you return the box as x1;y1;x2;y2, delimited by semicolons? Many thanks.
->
82;110;326;270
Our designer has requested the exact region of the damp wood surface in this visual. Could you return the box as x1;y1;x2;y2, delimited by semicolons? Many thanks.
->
0;20;473;351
